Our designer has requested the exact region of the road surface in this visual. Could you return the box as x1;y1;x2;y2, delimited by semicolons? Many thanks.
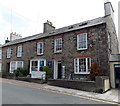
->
1;79;118;105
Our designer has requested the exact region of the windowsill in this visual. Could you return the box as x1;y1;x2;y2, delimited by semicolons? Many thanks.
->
54;51;62;54
37;53;44;56
77;48;87;51
17;56;22;58
74;72;90;74
6;57;11;59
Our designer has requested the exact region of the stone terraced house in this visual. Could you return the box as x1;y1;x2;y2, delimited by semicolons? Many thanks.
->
2;2;120;88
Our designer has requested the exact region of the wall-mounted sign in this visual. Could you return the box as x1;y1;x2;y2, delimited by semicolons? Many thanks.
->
31;71;46;79
48;61;52;68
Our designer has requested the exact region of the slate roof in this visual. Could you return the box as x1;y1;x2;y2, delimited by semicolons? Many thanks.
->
109;54;120;62
2;16;106;47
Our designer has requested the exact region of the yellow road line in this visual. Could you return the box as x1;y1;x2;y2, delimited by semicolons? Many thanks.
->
2;81;119;105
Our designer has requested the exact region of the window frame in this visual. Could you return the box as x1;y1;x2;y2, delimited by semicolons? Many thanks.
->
30;59;46;74
10;61;23;73
37;42;44;55
7;48;11;58
54;38;62;53
17;45;22;57
77;33;87;50
74;57;91;74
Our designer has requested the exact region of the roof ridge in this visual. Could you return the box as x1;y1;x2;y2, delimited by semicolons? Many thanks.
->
2;16;105;47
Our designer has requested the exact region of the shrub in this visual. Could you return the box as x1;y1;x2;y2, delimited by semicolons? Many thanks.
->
42;66;50;74
14;68;23;77
42;66;50;79
14;68;29;77
22;69;29;76
90;62;100;81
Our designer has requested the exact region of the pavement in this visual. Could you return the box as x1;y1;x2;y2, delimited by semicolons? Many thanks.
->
1;78;120;104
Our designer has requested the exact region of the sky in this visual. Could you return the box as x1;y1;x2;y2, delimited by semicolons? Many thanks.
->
0;0;119;45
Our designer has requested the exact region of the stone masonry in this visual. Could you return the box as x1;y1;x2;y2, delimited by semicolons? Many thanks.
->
2;22;114;79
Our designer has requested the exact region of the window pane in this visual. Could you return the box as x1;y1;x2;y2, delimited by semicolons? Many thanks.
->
39;60;45;71
11;62;16;73
79;58;86;72
74;57;91;74
31;61;38;71
7;48;11;58
37;42;43;54
77;33;87;50
17;46;22;57
75;59;78;73
17;61;23;68
55;38;62;52
40;61;44;67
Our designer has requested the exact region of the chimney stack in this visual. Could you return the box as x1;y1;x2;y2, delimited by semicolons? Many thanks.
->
10;32;22;41
43;20;55;33
104;1;114;21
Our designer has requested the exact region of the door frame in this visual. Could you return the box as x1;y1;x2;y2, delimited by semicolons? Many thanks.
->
54;60;61;79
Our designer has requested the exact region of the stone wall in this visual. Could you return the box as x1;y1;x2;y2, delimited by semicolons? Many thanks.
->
106;16;119;55
2;23;109;79
48;76;110;93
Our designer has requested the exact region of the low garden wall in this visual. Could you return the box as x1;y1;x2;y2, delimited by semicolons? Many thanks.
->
48;79;96;92
15;77;47;84
1;75;46;84
48;76;110;93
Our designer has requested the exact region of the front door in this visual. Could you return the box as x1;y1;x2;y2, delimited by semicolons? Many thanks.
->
54;60;62;79
6;62;10;72
58;61;62;79
114;65;120;88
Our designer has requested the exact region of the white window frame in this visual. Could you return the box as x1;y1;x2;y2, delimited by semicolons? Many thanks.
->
74;57;91;74
17;46;22;57
37;42;44;55
10;61;23;73
54;38;62;53
77;33;87;50
0;49;2;59
7;48;11;58
30;59;46;74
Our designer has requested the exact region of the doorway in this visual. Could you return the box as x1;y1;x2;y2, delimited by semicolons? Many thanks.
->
114;65;120;88
6;62;10;72
54;60;62;79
